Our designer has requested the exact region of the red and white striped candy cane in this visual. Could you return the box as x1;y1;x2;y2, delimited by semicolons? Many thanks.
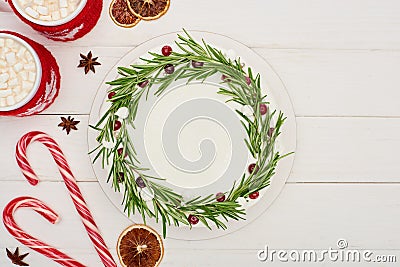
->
15;131;117;267
3;196;85;267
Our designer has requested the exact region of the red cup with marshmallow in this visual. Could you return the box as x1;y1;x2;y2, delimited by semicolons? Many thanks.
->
7;0;102;41
0;31;60;116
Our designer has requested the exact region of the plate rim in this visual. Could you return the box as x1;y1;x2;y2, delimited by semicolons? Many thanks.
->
87;30;297;241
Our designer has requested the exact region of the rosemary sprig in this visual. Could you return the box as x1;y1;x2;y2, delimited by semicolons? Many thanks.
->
90;29;289;237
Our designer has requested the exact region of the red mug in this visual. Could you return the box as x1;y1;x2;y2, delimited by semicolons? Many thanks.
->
7;0;102;41
0;31;60;116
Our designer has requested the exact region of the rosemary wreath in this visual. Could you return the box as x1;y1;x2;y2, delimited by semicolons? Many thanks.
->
90;30;289;237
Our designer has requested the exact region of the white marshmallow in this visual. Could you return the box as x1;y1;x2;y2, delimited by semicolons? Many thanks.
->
8;78;18;87
102;140;115;149
9;69;17;78
48;4;58;12
51;11;61;20
0;39;4;47
5;52;16;65
241;105;254;117
13;86;22;94
59;0;68;8
24;63;35;71
20;90;29;98
5;39;14;47
19;0;81;22
22;81;33;90
68;4;77;12
115;107;129;119
15;94;24;103
25;52;33;61
19;71;28;81
0;98;6;107
0;89;12;97
13;63;23;72
40;15;52;21
28;71;36;82
0;73;9;83
25;7;40;19
16;47;26;58
36;6;49;15
0;37;38;108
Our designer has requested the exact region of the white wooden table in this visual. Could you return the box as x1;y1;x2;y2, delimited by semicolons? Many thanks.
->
1;0;400;266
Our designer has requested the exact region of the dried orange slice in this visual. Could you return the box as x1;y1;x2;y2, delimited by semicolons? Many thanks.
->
117;224;164;267
109;0;141;28
127;0;170;21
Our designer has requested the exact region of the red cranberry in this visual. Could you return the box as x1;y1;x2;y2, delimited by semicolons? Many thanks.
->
108;92;116;100
248;163;259;174
192;60;204;68
164;64;175;74
138;80;149;88
260;103;268;115
216;192;226;202
161;45;172;56
136;177;146;188
249;191;260;199
117;148;126;158
114;120;122;131
188;215;199;225
268;127;275;138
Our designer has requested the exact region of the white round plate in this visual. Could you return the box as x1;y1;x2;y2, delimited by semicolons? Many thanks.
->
88;31;296;240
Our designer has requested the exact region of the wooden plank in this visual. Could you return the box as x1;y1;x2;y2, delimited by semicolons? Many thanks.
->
290;117;400;182
0;3;12;12
1;116;399;183
1;182;399;257
0;1;398;265
0;46;398;117
169;183;400;250
0;249;398;266
43;46;129;115
0;115;96;182
0;0;400;49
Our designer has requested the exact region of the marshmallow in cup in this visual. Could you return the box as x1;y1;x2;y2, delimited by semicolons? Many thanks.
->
0;33;42;111
12;0;86;26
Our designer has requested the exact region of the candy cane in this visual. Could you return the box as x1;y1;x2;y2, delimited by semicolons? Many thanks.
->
3;196;85;267
15;131;117;267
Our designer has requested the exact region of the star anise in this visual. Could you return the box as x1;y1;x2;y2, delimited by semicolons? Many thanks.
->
58;116;80;135
6;247;29;266
77;51;101;74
